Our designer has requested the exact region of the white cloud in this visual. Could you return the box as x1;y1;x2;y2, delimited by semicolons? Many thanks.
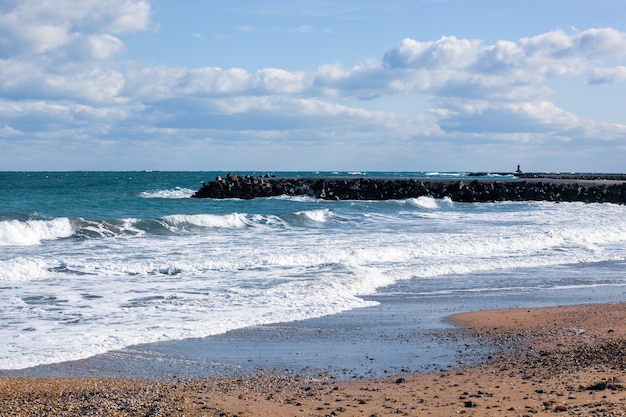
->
0;0;624;171
437;99;626;141
181;67;251;95
587;66;626;85
301;27;626;126
0;1;151;58
386;29;620;96
0;59;126;104
574;27;626;60
314;60;391;99
82;34;125;60
0;124;21;136
253;68;310;94
100;0;152;33
0;0;150;106
384;36;482;70
0;99;129;128
123;65;186;101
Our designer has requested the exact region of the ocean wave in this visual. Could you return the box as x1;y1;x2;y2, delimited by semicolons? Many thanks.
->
163;213;248;229
425;172;467;177
139;187;195;199
73;214;285;238
2;201;626;369
406;196;439;210
0;218;74;246
32;210;339;242
74;218;145;238
485;173;515;178
270;194;317;202
293;209;334;223
160;213;287;231
161;210;338;231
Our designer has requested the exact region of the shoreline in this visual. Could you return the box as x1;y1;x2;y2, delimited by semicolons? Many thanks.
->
2;302;626;416
6;264;626;381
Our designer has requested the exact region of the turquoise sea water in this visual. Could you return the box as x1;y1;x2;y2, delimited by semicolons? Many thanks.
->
1;171;625;370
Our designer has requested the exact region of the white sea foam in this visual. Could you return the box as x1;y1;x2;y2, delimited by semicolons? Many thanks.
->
407;196;439;209
139;187;195;199
271;194;317;202
1;200;626;370
0;248;380;369
426;171;465;177
0;218;74;246
75;218;145;238
0;257;49;282
295;209;333;223
162;213;251;229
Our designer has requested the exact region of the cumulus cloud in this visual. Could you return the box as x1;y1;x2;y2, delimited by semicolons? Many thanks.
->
0;0;152;106
329;28;626;100
437;98;626;143
574;27;626;60
180;67;251;96
253;68;310;94
0;99;130;133
0;0;624;170
440;100;580;134
79;34;125;61
0;59;126;103
384;36;482;70
587;66;626;85
0;0;151;59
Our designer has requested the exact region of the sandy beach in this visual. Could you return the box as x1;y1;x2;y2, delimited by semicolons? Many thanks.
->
2;302;625;416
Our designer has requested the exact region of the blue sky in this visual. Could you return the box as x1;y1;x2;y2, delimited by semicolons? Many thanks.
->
1;0;625;172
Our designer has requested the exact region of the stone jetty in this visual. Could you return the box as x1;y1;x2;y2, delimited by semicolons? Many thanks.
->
192;173;626;204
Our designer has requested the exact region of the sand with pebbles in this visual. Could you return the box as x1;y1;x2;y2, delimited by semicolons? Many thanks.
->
2;302;625;416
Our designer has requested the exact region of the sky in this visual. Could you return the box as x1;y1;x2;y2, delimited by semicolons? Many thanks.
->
1;0;626;172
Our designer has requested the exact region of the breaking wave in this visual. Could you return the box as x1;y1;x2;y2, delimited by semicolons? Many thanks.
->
0;218;74;246
139;187;196;199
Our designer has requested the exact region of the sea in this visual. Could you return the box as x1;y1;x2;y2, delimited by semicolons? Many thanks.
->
1;171;626;372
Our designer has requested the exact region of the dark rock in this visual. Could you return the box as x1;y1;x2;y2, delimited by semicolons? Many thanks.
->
586;382;608;391
584;381;624;391
192;174;626;204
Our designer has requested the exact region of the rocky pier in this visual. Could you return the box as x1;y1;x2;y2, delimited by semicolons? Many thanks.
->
192;173;626;204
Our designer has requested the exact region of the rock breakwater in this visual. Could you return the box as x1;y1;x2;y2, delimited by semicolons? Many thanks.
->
192;173;626;204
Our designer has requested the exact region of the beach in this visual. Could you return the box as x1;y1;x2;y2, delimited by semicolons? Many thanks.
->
2;302;626;416
2;171;625;415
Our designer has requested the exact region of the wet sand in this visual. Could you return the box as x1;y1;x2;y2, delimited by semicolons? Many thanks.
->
2;302;625;416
